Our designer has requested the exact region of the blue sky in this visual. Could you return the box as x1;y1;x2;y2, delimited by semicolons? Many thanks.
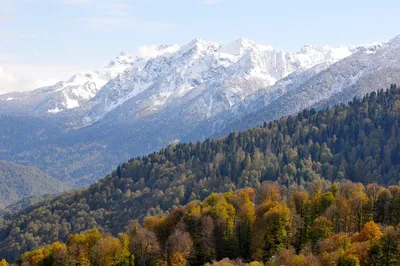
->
0;0;399;93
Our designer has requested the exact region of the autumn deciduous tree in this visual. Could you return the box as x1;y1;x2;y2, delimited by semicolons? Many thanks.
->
166;229;193;265
248;262;263;266
21;242;68;266
205;258;246;266
67;229;102;266
292;190;310;251
130;226;160;266
357;221;382;242
309;216;332;251
234;188;256;260
340;254;360;266
258;182;281;203
319;234;351;256
366;183;381;220
310;192;334;220
349;192;371;232
380;227;399;266
347;241;371;266
274;248;317;266
196;216;216;264
251;201;292;261
203;193;237;260
91;235;131;266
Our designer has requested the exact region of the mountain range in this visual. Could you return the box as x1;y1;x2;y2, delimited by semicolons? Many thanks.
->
0;35;399;186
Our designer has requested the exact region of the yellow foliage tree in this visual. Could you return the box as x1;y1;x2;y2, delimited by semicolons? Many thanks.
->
251;201;292;261
170;252;186;266
357;221;382;241
20;242;68;266
91;236;123;266
248;262;263;266
143;216;163;232
0;259;9;266
203;193;237;258
68;228;102;266
347;241;371;266
21;247;51;266
259;182;281;202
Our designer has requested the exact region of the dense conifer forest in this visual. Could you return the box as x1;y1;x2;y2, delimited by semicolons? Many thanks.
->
1;85;400;263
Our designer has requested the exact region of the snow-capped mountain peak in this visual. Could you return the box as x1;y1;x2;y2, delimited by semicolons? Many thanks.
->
0;51;140;114
43;52;139;113
72;38;377;127
388;34;400;45
106;51;137;68
219;38;273;56
1;37;387;122
179;38;219;58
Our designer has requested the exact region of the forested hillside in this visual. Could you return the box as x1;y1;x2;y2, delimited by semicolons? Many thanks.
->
0;161;69;210
0;115;113;186
14;181;400;265
1;85;400;261
0;195;51;216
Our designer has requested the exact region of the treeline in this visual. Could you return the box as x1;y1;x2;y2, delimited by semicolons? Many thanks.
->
1;86;400;261
11;180;400;266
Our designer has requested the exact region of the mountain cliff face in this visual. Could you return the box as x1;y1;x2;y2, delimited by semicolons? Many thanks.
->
0;36;398;185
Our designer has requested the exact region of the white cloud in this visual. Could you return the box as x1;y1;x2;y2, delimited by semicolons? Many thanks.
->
0;66;16;92
0;64;83;94
139;44;181;58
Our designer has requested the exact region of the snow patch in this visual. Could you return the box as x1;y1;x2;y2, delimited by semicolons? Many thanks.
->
65;98;79;109
139;45;181;58
48;107;61;113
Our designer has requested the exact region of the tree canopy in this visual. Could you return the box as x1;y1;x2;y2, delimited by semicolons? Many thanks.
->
1;85;400;262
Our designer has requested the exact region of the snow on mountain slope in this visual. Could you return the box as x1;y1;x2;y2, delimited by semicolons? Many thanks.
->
0;38;367;120
0;52;138;115
73;38;363;127
192;39;396;139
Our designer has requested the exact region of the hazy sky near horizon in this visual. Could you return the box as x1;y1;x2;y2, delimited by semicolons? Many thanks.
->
0;0;399;93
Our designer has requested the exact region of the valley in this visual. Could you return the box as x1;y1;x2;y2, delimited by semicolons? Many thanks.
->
1;37;399;188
